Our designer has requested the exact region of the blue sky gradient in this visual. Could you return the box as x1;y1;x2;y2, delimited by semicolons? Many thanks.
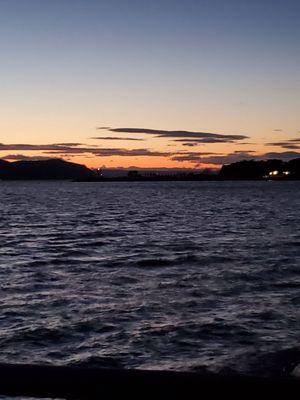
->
0;0;299;167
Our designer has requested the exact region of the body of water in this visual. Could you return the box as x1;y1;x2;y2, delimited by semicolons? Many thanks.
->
0;181;299;376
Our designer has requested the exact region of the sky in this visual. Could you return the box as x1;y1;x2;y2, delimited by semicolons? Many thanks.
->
0;0;300;169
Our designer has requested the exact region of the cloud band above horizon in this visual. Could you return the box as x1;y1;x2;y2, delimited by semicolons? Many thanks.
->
97;127;248;143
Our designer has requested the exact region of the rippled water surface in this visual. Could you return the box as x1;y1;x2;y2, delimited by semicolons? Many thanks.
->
0;181;299;375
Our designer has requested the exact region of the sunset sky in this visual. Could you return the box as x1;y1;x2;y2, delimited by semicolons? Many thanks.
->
1;0;299;169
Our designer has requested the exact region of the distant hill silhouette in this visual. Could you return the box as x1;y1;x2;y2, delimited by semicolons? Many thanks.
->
0;159;95;180
219;158;300;180
0;157;299;181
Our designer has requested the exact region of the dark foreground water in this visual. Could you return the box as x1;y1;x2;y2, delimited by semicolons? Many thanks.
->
0;181;299;376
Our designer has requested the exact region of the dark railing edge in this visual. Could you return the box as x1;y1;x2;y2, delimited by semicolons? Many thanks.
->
0;363;299;399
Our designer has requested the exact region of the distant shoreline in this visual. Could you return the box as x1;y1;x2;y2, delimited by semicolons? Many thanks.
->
0;177;299;182
0;157;299;181
75;176;300;182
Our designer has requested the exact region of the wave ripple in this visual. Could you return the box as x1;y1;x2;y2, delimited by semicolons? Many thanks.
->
0;181;299;375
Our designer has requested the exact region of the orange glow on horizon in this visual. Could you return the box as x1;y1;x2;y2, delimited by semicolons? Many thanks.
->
46;155;221;170
0;134;298;170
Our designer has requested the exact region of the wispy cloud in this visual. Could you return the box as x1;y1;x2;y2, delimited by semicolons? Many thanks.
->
88;148;171;157
0;143;171;157
261;151;300;160
52;143;84;147
266;138;300;149
1;154;60;161
0;144;67;151
1;142;298;167
181;143;198;147
174;138;236;144
91;137;145;141
0;143;88;152
172;151;300;165
172;152;218;162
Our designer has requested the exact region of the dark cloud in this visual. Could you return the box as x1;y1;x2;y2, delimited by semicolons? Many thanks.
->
91;137;145;141
52;143;84;147
175;151;217;156
0;143;171;158
0;144;65;151
273;129;283;132
280;144;300;149
267;142;287;146
233;150;256;153
266;139;300;149
172;152;218;162
105;127;248;142
174;138;235;143
176;139;253;145
2;154;60;161
262;151;300;160
0;143;87;152
172;151;300;165
89;148;171;157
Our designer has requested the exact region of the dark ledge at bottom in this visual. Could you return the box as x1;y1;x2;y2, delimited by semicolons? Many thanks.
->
0;363;298;399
